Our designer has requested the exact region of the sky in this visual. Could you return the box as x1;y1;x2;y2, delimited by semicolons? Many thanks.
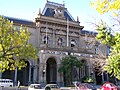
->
0;0;117;32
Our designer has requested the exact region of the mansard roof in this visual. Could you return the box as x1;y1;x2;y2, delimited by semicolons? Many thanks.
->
42;1;75;21
81;30;97;36
3;16;97;36
4;16;33;26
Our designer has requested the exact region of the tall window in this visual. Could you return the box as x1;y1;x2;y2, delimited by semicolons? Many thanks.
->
71;39;76;47
43;36;49;44
107;46;110;56
95;45;99;54
58;38;63;46
79;60;86;80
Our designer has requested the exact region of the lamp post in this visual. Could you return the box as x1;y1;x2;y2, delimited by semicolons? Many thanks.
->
42;69;45;83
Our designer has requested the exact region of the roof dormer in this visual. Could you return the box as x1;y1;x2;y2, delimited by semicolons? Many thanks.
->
42;1;75;21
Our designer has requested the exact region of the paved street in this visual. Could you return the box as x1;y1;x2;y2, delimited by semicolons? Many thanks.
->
0;86;101;90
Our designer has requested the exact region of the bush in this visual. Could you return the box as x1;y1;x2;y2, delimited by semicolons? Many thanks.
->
81;76;95;83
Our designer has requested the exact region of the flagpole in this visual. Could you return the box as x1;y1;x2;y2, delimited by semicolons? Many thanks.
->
67;18;69;47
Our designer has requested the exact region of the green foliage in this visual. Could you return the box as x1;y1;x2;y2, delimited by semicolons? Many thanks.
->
0;16;38;72
96;20;115;46
91;0;120;15
81;76;95;83
90;0;120;80
95;20;120;80
58;55;82;84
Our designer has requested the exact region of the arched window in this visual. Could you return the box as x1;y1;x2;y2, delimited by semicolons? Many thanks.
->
95;45;99;54
79;59;87;80
71;39;76;47
58;38;63;46
43;36;49;44
107;46;110;56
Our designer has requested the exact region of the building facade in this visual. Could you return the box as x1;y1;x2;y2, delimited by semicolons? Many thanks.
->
2;1;112;86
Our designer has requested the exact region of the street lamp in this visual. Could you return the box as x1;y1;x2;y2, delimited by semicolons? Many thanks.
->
42;69;45;83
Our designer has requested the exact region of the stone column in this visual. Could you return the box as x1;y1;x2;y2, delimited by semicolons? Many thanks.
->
101;72;104;83
43;64;46;83
39;52;44;84
37;27;42;48
0;72;2;79
39;63;43;83
34;64;38;83
14;67;18;86
39;63;46;86
39;27;42;46
78;31;81;49
28;66;31;85
57;63;64;86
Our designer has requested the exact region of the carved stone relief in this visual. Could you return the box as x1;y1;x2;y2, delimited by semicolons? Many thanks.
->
54;6;65;19
56;30;66;35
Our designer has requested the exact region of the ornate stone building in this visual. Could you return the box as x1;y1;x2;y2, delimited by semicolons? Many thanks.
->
2;1;112;86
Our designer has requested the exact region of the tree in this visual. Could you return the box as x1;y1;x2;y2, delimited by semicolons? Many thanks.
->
91;0;120;80
58;55;83;85
0;16;38;72
94;20;120;80
91;0;120;15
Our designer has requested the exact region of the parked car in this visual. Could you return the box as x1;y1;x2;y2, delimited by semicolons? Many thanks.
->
44;84;60;90
78;83;97;90
28;84;43;90
101;82;118;90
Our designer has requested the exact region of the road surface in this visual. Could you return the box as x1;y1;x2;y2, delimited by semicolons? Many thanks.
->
0;87;27;90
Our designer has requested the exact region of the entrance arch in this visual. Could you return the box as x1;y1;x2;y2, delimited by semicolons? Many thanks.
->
46;57;57;84
2;61;30;86
17;61;30;85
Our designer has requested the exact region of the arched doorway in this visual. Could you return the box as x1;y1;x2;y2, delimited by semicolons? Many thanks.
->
2;70;14;80
46;57;57;84
17;61;29;85
2;61;30;86
95;69;102;85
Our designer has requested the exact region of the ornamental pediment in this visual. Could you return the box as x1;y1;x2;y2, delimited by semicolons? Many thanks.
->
70;32;79;36
54;6;65;19
41;27;52;33
56;30;66;35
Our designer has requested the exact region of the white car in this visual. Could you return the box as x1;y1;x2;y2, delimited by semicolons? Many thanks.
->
44;84;60;90
28;84;43;90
